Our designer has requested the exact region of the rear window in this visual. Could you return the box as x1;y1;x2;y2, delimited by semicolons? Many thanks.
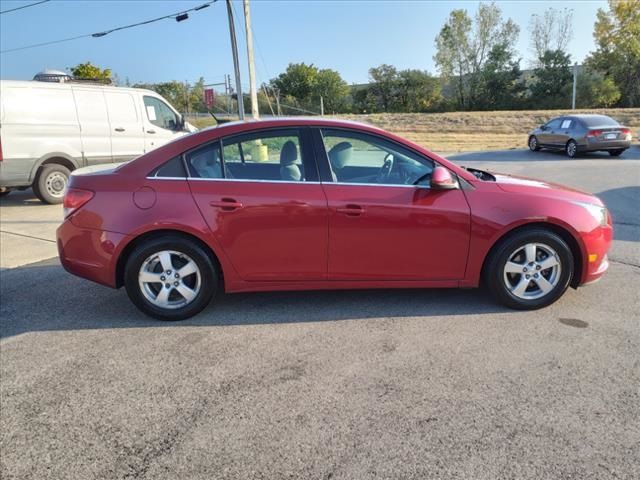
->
581;116;619;127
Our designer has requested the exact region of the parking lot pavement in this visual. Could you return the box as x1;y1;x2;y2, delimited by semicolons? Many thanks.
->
0;190;60;269
1;148;639;479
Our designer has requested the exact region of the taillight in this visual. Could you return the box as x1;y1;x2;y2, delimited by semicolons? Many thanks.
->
621;128;631;135
63;188;94;218
586;129;603;137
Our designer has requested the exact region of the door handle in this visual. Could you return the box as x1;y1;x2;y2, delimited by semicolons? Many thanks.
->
336;204;364;216
114;127;125;132
210;198;243;211
147;129;156;134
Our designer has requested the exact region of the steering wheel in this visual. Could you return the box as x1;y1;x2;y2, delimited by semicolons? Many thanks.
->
377;153;394;183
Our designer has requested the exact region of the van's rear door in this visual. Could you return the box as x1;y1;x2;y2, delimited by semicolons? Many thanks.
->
72;88;112;165
104;91;144;163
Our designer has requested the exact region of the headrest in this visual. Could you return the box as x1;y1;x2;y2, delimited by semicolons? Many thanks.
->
280;141;298;166
328;142;352;170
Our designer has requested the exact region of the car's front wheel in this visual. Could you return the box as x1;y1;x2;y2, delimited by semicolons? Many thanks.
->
124;235;218;320
609;149;625;157
484;229;574;310
528;136;541;151
565;140;578;158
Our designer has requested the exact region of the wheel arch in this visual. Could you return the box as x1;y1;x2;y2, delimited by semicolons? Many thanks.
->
30;154;79;183
114;229;224;290
480;221;584;289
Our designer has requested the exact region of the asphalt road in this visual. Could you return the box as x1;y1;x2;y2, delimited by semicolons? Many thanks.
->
1;147;639;479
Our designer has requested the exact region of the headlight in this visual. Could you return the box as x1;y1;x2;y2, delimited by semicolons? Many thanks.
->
573;201;609;226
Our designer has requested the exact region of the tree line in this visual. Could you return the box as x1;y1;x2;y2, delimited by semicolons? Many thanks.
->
71;0;638;114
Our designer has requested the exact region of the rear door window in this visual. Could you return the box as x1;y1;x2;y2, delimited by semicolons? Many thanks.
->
220;129;315;182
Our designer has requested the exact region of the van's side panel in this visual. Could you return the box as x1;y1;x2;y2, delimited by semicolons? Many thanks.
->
72;88;113;165
0;83;82;187
104;91;145;162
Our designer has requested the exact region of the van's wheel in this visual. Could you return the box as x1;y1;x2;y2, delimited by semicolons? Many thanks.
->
33;164;70;204
565;140;578;158
484;228;574;310
124;235;218;320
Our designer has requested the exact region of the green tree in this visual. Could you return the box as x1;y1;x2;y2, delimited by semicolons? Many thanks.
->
529;50;573;109
576;70;621;108
434;2;519;110
368;64;399;111
477;44;526;110
270;63;349;113
396;69;442;112
586;0;640;107
70;62;111;81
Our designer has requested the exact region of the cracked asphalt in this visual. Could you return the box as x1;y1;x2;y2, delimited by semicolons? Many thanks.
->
1;148;639;479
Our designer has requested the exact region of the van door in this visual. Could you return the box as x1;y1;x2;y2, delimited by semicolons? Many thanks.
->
141;95;186;153
72;88;112;165
104;91;145;162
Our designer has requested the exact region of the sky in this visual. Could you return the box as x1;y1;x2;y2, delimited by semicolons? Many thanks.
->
0;0;608;89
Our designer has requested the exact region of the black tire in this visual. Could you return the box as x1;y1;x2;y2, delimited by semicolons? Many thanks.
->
528;135;541;151
609;149;625;157
124;235;218;320
565;140;578;158
484;228;574;310
33;164;70;204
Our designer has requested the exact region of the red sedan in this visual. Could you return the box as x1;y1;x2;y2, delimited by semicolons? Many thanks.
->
57;118;612;320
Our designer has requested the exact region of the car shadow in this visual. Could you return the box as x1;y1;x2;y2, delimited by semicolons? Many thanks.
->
0;188;55;208
0;258;507;339
596;186;640;243
448;146;640;163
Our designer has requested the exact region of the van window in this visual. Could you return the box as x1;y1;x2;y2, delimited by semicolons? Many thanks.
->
104;92;138;124
144;96;180;131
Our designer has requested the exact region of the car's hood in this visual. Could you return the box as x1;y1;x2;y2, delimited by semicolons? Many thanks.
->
492;172;603;206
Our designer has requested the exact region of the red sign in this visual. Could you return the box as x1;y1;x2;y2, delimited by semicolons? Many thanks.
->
204;88;215;108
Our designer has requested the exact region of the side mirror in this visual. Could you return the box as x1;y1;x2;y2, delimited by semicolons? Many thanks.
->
540;124;547;131
430;166;457;190
176;115;186;131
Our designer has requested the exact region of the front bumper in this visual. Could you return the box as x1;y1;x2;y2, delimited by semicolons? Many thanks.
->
579;224;613;285
57;219;127;288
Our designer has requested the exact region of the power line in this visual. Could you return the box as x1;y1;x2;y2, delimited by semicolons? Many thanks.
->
0;0;216;54
0;0;50;15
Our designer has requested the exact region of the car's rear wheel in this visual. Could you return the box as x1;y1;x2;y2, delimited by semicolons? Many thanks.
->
528;136;541;151
565;140;578;158
609;149;625;157
33;164;70;204
124;235;218;320
484;229;574;310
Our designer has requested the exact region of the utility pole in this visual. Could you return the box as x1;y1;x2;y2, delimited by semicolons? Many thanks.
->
275;89;281;116
243;0;259;119
572;62;577;110
226;0;244;120
320;96;324;116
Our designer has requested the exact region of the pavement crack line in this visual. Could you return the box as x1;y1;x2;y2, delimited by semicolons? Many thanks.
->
0;230;56;243
610;258;640;269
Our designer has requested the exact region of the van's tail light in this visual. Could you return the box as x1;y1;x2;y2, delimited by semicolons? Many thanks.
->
63;188;94;218
586;129;603;138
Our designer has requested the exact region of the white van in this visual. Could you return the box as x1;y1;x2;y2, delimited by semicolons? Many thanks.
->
0;80;196;203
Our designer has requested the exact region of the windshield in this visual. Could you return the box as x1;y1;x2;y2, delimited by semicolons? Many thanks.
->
580;115;619;127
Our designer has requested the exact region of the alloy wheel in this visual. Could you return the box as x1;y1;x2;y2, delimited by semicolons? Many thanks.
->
503;242;561;300
138;250;201;309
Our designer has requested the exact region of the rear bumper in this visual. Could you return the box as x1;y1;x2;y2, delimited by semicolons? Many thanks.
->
57;219;127;288
581;139;631;152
